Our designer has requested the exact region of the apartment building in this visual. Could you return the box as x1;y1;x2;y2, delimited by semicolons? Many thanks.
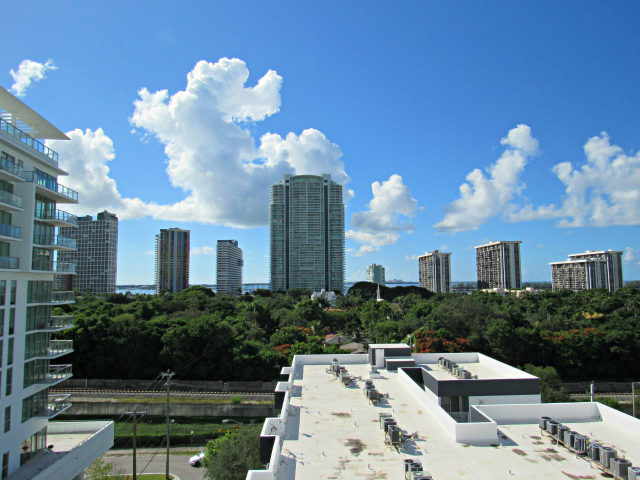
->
550;258;608;292
155;228;190;294
568;250;624;292
418;250;452;293
56;211;118;294
269;174;345;293
0;86;112;478
365;264;385;286
216;239;243;294
475;241;522;290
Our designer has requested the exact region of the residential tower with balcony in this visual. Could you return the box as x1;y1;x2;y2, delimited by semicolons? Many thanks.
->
418;250;452;293
216;240;243;294
155;228;190;294
475;241;522;290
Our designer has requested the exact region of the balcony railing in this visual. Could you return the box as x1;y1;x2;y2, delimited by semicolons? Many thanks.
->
34;209;78;225
0;117;59;162
36;394;72;417
51;291;75;303
47;340;74;357
0;189;24;209
32;260;76;273
40;364;73;384
0;223;21;239
0;155;24;177
23;171;78;201
31;315;74;331
0;256;19;269
33;235;77;249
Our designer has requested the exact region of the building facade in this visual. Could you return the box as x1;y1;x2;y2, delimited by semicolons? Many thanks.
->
567;250;624;292
475;241;522;290
155;228;190;294
56;211;118;294
0;86;112;477
216;239;243;294
269;174;345;293
550;259;608;292
418;250;452;293
366;264;385;286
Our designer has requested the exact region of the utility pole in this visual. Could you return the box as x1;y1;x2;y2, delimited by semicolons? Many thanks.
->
124;409;147;480
590;381;594;402
633;381;637;419
162;370;175;480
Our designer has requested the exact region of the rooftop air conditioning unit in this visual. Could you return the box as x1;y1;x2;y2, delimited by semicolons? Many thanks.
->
539;417;552;430
628;466;640;480
611;458;632;478
599;447;617;469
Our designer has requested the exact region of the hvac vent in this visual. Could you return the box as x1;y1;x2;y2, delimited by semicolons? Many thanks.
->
539;416;552;430
380;413;393;429
611;458;632;478
573;434;587;453
546;420;559;436
629;466;640;480
383;417;396;433
599;446;617;469
588;443;601;463
557;425;569;440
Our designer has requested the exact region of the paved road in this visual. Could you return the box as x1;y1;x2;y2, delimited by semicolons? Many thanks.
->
105;450;207;480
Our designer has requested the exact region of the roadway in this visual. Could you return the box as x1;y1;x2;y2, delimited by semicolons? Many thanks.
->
104;447;207;480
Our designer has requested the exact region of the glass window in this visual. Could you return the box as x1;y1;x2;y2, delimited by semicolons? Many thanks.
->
9;282;15;305
26;306;51;331
2;451;9;478
7;310;13;336
5;369;11;397
0;242;8;258
0;310;3;337
4;407;9;433
7;339;12;366
0;281;4;306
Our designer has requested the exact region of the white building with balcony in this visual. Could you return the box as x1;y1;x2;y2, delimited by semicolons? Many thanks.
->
0;86;113;478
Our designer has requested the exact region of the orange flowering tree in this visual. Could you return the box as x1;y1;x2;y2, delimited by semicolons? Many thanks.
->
413;327;471;353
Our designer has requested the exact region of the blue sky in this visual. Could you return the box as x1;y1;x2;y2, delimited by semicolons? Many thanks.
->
3;1;639;284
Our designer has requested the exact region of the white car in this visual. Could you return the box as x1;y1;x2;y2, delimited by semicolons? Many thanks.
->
189;451;206;467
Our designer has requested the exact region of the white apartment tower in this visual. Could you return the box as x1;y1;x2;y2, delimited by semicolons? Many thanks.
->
216;240;243;294
418;250;452;293
155;228;190;294
550;249;623;293
475;241;522;290
567;250;623;292
0;87;113;477
269;174;345;293
56;211;118;294
366;264;385;286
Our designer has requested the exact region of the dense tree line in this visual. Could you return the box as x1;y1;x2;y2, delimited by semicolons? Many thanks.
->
54;282;640;382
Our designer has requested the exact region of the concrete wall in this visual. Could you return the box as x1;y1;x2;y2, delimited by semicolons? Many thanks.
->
476;402;600;425
412;352;479;364
469;394;541;406
57;378;278;392
61;402;277;418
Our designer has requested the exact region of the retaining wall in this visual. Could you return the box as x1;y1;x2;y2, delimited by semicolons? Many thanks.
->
56;378;279;392
60;402;277;417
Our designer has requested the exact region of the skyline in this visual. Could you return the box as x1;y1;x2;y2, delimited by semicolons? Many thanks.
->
3;2;639;284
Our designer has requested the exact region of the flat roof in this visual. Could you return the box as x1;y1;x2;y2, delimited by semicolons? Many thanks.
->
0;86;68;140
420;362;513;381
275;364;640;480
474;240;522;249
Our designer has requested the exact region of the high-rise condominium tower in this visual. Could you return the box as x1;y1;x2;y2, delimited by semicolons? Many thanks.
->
155;228;190;294
216;240;243;294
269;174;345;293
56;210;118;294
418;250;452;293
475;241;522;290
366;264;385;286
0;86;113;476
550;249;623;293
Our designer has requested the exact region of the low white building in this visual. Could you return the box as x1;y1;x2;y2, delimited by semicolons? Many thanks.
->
247;347;640;479
310;289;336;306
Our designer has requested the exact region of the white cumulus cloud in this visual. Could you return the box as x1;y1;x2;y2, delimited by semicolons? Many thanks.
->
509;132;640;227
192;246;214;255
346;174;418;256
10;59;57;97
53;58;350;228
624;247;638;263
435;124;539;234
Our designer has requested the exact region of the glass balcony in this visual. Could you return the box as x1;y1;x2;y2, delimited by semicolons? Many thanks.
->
34;209;78;226
23;171;78;202
0;223;21;239
31;260;76;273
0;256;19;269
0;117;59;163
0;154;24;178
36;394;72;418
36;365;73;385
32;315;74;331
46;340;74;357
51;291;75;303
33;235;77;249
0;189;24;209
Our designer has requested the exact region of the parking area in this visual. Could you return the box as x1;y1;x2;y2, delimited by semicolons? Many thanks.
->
104;448;207;480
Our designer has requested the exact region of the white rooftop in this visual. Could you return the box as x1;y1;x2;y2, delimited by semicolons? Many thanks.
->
0;86;68;140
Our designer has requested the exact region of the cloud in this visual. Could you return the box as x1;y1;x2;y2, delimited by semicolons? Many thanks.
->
10;59;57;97
535;244;544;249
509;132;640;227
52;58;350;228
144;250;154;255
440;244;449;250
192;246;214;255
405;254;418;261
48;128;149;218
349;269;365;281
624;247;638;263
346;174;418;256
435;124;539;233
